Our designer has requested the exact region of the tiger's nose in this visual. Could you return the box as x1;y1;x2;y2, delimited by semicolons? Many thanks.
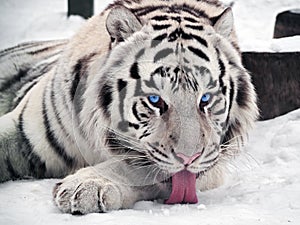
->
176;152;201;166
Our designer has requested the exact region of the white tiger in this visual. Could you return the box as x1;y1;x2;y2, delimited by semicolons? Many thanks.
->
0;0;258;214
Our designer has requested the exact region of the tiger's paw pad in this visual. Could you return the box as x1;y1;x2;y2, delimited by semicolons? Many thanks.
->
53;179;122;214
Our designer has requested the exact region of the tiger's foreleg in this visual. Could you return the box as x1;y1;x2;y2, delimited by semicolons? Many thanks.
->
53;161;169;214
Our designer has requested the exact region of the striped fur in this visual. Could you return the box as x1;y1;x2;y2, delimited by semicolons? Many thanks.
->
0;0;258;213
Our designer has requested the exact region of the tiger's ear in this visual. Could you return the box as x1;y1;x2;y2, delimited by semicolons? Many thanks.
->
106;6;142;43
211;8;233;38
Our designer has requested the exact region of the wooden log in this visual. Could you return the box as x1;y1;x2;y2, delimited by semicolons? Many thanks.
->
68;0;94;19
274;10;300;38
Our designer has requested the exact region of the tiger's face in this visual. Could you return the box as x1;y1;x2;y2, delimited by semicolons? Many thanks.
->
82;6;257;185
107;36;227;176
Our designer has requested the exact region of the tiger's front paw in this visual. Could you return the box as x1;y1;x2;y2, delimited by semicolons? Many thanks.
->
53;177;122;214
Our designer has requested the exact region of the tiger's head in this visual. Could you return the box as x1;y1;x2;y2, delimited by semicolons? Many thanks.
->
81;5;258;194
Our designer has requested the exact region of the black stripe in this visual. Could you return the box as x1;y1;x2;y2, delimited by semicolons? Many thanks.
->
221;118;243;147
117;79;127;130
152;24;171;30
0;68;29;92
140;113;149;119
50;77;70;140
181;31;193;40
135;48;145;59
183;17;198;23
188;46;210;61
207;75;218;89
151;66;165;77
168;27;187;42
196;0;223;6
151;15;169;21
128;122;139;129
171;16;182;23
133;4;209;19
139;132;151;139
5;157;20;180
27;45;58;55
70;53;96;101
190;34;208;47
154;48;174;63
42;89;75;168
218;58;226;95
201;155;218;165
219;58;226;78
132;102;141;121
148;150;172;165
168;27;194;42
169;4;209;19
132;5;164;17
2;59;56;112
236;75;250;108
148;144;169;159
12;78;40;108
161;100;169;115
99;82;113;118
130;62;141;79
106;130;147;157
141;100;154;112
210;97;222;109
117;79;127;92
144;74;160;91
0;41;48;57
185;77;198;92
224;78;235;128
151;33;168;48
18;102;46;178
203;149;217;159
228;78;235;114
70;62;82;102
213;104;227;116
185;24;203;30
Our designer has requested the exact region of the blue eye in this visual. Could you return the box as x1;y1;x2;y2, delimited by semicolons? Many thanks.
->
201;93;211;103
148;95;160;104
199;93;211;111
147;95;168;114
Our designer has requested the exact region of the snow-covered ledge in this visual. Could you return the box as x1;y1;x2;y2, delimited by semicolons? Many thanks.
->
241;36;300;53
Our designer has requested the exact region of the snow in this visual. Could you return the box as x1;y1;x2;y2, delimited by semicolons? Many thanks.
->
0;0;300;224
232;0;300;51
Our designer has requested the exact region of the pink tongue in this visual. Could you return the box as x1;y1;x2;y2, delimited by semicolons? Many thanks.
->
165;170;198;204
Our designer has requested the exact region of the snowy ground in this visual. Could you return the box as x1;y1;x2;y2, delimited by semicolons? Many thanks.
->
0;0;300;225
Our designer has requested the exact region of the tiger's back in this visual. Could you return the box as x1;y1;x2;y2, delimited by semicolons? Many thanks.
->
0;40;67;116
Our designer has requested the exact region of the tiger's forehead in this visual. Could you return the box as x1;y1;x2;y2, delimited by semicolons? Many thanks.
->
103;15;222;98
127;23;220;94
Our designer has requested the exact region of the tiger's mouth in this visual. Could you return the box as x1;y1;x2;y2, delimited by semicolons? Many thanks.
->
165;170;198;204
